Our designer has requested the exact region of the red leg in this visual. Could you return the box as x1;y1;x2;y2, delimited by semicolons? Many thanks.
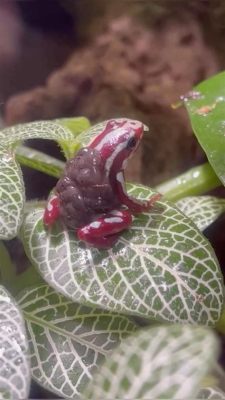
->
77;209;132;248
43;194;60;226
116;172;161;214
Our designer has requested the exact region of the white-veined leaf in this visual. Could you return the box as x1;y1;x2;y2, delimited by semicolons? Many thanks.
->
20;184;224;326
176;196;225;231
0;121;74;147
83;324;219;399
0;145;24;239
17;284;136;398
0;286;30;399
75;118;149;147
198;387;225;399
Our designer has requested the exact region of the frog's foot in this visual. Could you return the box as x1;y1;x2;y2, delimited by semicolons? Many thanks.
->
43;194;60;226
116;172;161;214
77;209;132;249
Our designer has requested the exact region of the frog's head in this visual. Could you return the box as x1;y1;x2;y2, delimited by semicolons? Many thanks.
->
89;119;144;176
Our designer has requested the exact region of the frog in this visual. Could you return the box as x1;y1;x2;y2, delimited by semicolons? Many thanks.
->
43;119;161;248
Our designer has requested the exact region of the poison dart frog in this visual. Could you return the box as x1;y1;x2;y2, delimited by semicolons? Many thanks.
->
43;119;161;248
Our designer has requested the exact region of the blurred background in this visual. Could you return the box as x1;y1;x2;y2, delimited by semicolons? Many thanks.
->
2;0;225;191
2;1;225;397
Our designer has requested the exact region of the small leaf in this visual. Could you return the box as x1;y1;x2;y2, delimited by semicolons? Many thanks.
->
17;284;136;398
55;117;90;159
0;120;74;147
0;286;30;399
176;196;225;231
56;117;90;136
20;184;224;326
198;387;225;399
83;324;219;399
184;71;225;186
0;145;24;239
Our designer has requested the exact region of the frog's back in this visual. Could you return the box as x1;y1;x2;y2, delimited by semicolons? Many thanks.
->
56;147;119;229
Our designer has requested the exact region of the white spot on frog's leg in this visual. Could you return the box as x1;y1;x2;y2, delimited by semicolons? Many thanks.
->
105;217;123;224
89;221;101;229
47;202;53;212
122;159;128;169
116;172;125;186
110;210;123;217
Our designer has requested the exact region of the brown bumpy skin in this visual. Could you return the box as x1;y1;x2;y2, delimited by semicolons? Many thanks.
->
56;147;120;229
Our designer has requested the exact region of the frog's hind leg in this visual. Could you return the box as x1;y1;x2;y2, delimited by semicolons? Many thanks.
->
77;209;132;249
43;194;60;226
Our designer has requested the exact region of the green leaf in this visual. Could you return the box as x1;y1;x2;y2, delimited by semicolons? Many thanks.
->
176;196;225;231
83;324;219;399
198;387;225;399
0;120;74;148
184;71;225;186
55;117;90;159
17;284;136;398
16;145;65;178
56;117;90;136
156;162;221;202
0;242;16;290
0;145;25;239
0;286;30;399
20;183;224;326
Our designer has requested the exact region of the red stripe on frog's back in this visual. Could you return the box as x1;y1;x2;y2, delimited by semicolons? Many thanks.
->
89;119;127;149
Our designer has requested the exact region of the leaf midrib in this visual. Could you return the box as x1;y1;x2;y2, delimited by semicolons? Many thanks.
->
22;310;109;356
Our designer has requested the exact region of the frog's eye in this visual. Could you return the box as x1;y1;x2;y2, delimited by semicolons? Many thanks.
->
126;137;137;149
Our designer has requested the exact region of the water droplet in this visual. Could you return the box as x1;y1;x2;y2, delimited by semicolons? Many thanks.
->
160;283;168;292
1;153;14;163
216;96;225;102
180;90;203;102
192;171;200;179
15;357;23;365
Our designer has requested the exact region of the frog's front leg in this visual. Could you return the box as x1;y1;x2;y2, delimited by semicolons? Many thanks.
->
116;172;161;213
77;209;132;249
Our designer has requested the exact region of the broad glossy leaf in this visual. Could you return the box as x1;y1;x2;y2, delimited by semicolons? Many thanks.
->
198;387;225;399
21;184;224;325
0;120;74;147
184;71;225;185
0;286;30;399
176;196;225;231
17;284;136;398
83;324;219;399
75;118;149;147
0;145;24;239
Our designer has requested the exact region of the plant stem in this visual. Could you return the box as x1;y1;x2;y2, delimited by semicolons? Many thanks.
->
156;162;221;202
16;145;65;178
